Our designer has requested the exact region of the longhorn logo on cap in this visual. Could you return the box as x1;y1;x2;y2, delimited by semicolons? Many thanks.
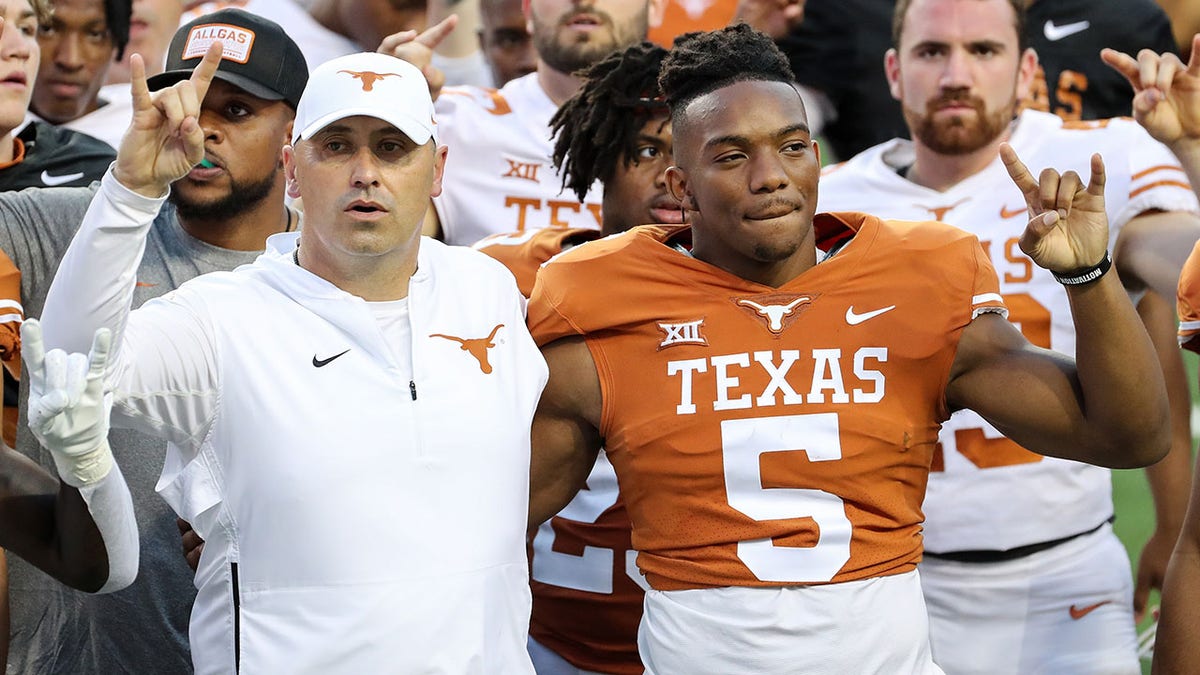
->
338;70;401;92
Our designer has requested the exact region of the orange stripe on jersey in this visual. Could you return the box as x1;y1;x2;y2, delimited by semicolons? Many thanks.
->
1131;165;1186;181
1061;119;1117;130
1129;180;1193;199
477;227;602;297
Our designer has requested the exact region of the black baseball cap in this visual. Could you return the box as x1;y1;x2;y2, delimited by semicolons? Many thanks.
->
146;8;308;109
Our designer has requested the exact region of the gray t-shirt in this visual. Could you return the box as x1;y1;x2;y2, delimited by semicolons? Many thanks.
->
0;184;262;674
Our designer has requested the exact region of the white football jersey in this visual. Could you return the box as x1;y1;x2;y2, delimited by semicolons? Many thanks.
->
434;73;603;246
818;110;1199;552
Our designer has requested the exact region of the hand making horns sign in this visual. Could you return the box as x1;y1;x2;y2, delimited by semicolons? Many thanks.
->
113;43;225;199
1102;34;1200;149
1000;142;1110;277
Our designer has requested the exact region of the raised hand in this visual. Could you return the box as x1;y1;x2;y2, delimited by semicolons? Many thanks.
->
21;319;115;487
734;0;805;40
1000;143;1110;276
1102;34;1200;148
113;42;224;198
377;16;458;100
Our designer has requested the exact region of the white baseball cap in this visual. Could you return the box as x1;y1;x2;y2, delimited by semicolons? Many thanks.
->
291;52;437;146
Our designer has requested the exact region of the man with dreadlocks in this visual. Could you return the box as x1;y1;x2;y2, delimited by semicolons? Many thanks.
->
475;40;673;675
525;23;1170;673
476;41;678;293
426;0;666;247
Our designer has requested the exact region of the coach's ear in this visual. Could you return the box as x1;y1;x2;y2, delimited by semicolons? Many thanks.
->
283;145;302;200
666;166;696;212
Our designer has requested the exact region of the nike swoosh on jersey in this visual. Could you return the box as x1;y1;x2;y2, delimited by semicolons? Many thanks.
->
1068;600;1112;620
999;205;1026;219
845;305;897;325
1043;20;1090;41
312;349;351;368
40;170;85;186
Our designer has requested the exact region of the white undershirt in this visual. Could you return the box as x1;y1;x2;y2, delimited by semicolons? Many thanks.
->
366;298;413;380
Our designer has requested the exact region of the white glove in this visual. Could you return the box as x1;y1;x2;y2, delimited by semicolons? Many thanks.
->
21;319;115;487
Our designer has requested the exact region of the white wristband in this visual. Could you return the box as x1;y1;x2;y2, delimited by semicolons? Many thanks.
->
52;439;115;488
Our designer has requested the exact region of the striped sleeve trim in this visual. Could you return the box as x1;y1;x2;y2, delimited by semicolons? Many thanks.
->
971;292;1008;320
1130;180;1193;199
1129;165;1191;199
1177;320;1200;351
1131;165;1186;181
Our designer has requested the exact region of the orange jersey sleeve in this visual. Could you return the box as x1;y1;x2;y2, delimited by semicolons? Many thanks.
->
1179;240;1200;352
0;247;22;375
529;214;1005;590
474;228;601;297
0;248;22;449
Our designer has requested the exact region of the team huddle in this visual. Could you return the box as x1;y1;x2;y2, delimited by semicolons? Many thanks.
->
0;0;1199;673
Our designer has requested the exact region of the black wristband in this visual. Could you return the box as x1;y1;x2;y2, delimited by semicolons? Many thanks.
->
1051;251;1112;285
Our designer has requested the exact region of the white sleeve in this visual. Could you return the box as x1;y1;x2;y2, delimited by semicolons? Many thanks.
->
1115;121;1200;229
40;168;220;448
432;51;494;88
76;454;140;593
40;168;161;355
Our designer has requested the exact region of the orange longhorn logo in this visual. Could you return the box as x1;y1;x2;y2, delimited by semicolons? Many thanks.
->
338;70;401;91
430;324;505;373
913;197;970;222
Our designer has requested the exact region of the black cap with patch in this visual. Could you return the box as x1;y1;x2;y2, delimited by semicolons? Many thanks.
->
147;8;308;109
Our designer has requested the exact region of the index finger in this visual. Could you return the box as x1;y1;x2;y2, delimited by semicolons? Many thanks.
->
189;41;225;105
999;142;1040;208
416;15;458;49
130;53;153;112
19;318;44;376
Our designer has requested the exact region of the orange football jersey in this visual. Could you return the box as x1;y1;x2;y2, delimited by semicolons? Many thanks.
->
0;247;20;448
477;227;644;674
475;228;603;298
1179;240;1200;353
529;213;1007;590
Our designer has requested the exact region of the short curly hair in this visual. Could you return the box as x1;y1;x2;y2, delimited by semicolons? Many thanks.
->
550;41;669;202
657;23;795;120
